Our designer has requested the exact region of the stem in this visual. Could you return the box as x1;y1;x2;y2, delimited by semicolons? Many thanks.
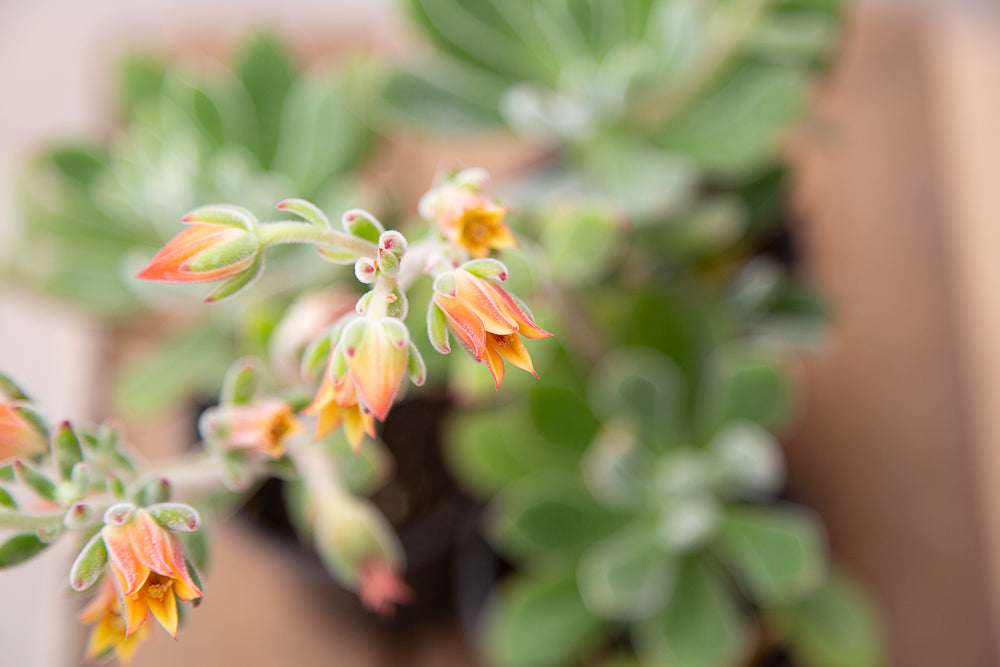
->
157;453;268;503
0;508;63;531
256;222;378;258
285;432;350;507
367;276;397;320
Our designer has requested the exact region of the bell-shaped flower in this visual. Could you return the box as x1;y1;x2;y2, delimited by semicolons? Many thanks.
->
431;264;551;387
136;221;259;284
201;398;302;459
302;372;376;454
78;577;151;665
332;317;415;422
101;508;203;638
0;403;47;462
419;169;516;258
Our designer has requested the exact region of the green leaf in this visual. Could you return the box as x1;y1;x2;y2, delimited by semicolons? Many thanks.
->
444;408;537;497
407;0;557;84
715;504;827;607
633;559;750;667
271;73;372;196
581;419;649;510
540;204;622;285
13;460;55;501
147;503;201;532
118;53;167;118
482;573;604;667
708;420;785;497
0;534;49;568
52;422;84;481
649;196;747;260
489;471;618;561
577;523;678;621
765;573;883;667
69;532;107;591
381;66;505;131
588;346;687;446
46;146;106;186
581;141;699;219
0;488;16;509
0;373;30;402
655;64;808;175
237;33;296;168
528;385;600;451
696;348;792;439
220;358;259;406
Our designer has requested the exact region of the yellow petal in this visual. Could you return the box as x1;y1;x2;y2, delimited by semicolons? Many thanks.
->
494;333;537;376
146;585;179;638
86;616;121;659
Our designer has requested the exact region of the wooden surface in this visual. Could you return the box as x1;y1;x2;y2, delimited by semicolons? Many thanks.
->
787;3;1000;666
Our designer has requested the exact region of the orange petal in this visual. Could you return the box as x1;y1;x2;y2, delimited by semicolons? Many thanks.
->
129;511;179;579
136;223;247;283
344;405;374;454
454;271;518;335
103;526;150;597
435;294;486;357
481;280;551;339
482;344;506;389
492;333;537;376
121;593;151;638
346;324;407;421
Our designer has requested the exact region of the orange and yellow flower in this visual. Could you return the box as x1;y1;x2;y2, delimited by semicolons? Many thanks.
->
342;319;410;422
0;403;47;462
101;509;203;638
434;268;551;387
419;171;516;258
302;372;376;453
79;577;151;665
136;221;258;283
205;399;302;459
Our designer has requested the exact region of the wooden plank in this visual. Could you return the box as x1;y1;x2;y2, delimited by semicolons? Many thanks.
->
786;4;998;666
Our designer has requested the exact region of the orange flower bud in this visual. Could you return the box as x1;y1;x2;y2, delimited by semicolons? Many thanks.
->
136;221;258;283
358;561;414;619
0;403;47;462
433;268;551;387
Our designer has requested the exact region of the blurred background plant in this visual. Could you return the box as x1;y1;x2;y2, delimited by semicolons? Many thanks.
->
385;0;881;665
3;1;885;666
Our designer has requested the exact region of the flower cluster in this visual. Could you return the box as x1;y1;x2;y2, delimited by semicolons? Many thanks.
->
138;168;552;451
0;168;552;665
